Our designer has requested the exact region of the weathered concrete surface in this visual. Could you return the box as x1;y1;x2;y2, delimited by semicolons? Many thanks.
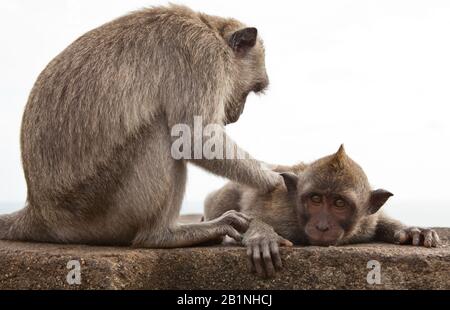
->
0;223;448;289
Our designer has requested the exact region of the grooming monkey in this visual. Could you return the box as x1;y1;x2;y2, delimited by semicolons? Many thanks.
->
204;145;441;278
0;5;285;246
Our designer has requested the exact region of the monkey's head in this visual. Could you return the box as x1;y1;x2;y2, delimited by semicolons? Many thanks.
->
281;145;393;246
216;20;269;124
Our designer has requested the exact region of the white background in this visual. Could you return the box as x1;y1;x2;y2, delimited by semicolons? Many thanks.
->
0;0;449;227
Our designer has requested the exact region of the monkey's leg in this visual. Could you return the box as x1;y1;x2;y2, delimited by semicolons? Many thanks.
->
134;210;251;248
102;122;251;248
123;161;251;248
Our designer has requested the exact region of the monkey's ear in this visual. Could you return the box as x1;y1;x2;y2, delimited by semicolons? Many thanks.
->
280;172;299;193
368;189;394;214
229;27;258;54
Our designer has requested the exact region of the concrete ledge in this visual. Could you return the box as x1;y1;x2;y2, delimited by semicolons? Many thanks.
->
0;228;449;289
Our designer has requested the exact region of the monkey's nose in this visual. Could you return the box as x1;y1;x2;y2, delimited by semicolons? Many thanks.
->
316;224;329;232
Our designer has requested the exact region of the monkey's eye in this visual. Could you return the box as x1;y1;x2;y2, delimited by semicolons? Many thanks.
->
310;194;322;204
334;199;347;208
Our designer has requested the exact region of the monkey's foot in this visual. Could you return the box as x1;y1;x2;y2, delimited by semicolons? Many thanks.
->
213;210;252;242
394;227;440;247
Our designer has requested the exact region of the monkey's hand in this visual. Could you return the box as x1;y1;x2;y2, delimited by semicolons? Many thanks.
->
243;219;293;278
394;227;440;248
211;210;252;242
261;170;287;193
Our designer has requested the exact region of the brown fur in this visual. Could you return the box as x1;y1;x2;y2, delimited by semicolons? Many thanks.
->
0;5;282;247
204;145;440;277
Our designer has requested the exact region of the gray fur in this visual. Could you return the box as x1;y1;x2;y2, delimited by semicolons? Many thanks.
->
204;153;423;246
0;5;282;247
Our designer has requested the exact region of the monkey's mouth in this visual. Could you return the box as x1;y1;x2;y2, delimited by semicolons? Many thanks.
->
308;239;338;247
252;82;267;94
306;233;343;247
304;226;344;246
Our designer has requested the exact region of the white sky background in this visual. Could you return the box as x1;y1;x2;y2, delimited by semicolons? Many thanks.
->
0;0;449;227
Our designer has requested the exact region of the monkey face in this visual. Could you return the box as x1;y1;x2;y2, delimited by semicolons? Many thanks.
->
224;27;269;125
298;190;357;246
239;40;269;101
280;145;394;246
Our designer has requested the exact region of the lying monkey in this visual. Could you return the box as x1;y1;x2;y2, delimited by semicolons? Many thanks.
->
204;145;440;278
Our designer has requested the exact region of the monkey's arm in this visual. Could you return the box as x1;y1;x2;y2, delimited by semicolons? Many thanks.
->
189;130;284;193
373;213;440;247
373;213;405;243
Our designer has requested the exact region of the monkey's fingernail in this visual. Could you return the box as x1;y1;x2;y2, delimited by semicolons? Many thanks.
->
280;239;293;247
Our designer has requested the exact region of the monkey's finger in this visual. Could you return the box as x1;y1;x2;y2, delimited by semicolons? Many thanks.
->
394;230;410;244
234;212;252;222
431;231;440;247
252;244;265;278
423;230;433;248
246;246;255;273
278;237;293;247
224;226;242;242
225;213;250;232
270;241;283;270
410;228;421;246
262;242;275;278
223;209;252;221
